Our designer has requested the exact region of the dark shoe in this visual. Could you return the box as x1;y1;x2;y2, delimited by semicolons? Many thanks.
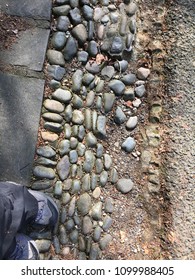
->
8;234;39;260
28;190;59;232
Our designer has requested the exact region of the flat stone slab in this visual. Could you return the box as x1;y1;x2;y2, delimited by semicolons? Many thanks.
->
0;72;45;185
0;0;52;20
0;28;50;72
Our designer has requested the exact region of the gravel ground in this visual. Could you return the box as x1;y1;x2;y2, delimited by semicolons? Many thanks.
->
162;0;195;259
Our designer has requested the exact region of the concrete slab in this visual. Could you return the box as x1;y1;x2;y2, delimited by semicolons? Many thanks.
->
0;72;45;185
0;0;52;20
0;28;50;72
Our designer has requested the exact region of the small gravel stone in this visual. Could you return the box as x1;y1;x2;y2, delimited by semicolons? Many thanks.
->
110;167;119;183
82;216;93;234
91;201;102;221
96;143;104;158
54;181;63;197
121;137;136;152
86;90;95;107
96;115;107;139
103;92;115;113
126;116;138;130
35;240;51;253
137;67;150;80
72;24;88;46
105;198;114;213
59;225;68;245
51;31;67;50
33;166;55;179
44;122;63;133
92;187;101;199
77;193;92;215
86;132;97;147
88;40;98;57
135;84;146;98
49;79;61;89
85;61;100;74
56;16;70;31
52;88;72;103
72;110;84;124
99;234;112;250
93;226;102;242
91;173;98;190
69;150;78;163
99;170;108;186
37;146;56;158
114;106;127;124
69;7;82;25
116;178;134;193
69;229;79;244
77;51;89;63
83;150;95;173
47;49;65;66
42;112;63;123
103;154;112;170
82;174;91;191
63;36;78;61
72;69;83;93
56;155;70;180
68;197;76;217
123;87;135;101
95;158;104;174
133;98;141;108
53;5;71;16
77;142;86;156
101;66;115;81
47;65;66;81
64;123;72;138
121;73;136;85
44;99;65;113
108;79;125;95
102;215;113;231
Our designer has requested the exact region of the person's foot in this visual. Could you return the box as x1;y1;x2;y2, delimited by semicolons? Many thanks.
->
8;234;39;260
28;190;59;232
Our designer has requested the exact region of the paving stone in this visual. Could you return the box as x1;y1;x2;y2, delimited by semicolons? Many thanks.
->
0;0;52;20
0;27;50;72
0;73;45;184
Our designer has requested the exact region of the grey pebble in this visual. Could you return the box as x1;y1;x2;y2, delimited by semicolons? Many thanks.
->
116;178;134;194
96;143;104;158
69;229;79;244
71;179;81;194
95;158;104;174
68;197;76;217
58;139;70;156
53;236;61;254
121;136;136;152
82;5;94;20
96;115;107;139
103;92;115;113
83;150;95;173
70;137;78;149
77;51;89;64
110;36;124;54
99;234;112;250
69;150;78;163
103;154;112;170
84;108;92;130
31;180;52;191
126;116;138;130
52;88;72;103
47;49;65;66
78;125;85;141
88;40;98;57
72;69;83;93
64;123;72;138
42;112;63;123
89;243;100;260
77;142;86;156
47;65;66;81
72;24;88;46
85;61;100;74
59;225;68;245
64;104;72;123
82;174;91;191
91;173;98;190
110;167;119;183
56;155;70;180
78;236;86;252
33;166;55;179
72;110;84;124
69;7;82;25
86;90;95;107
82;216;93;235
66;218;75;231
99;170;108;186
56;16;70;32
60;207;67;223
86;132;97;147
102;215;113;231
123;86;135;101
44;99;64;113
135;84;146;98
63;36;78;61
51;31;67;50
114;106;127;124
37;146;56;158
52;5;71;16
77;193;92;215
93;226;102;242
62;192;71;205
91;201;102;221
114;60;128;72
96;79;104;93
105;198;114;213
54;181;63;197
108;79;125;95
35;240;51;253
101;66;115;81
82;73;94;86
137;67;150;80
121;73;136;85
44;122;63;133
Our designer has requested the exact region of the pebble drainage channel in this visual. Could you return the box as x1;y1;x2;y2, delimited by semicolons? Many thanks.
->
30;0;150;260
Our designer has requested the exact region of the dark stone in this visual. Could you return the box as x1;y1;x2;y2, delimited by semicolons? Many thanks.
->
51;31;67;50
82;5;94;20
77;51;89;64
110;36;124;54
56;155;70;180
69;7;82;25
63;36;78;61
108;79;125;95
88;40;98;57
72;24;88;46
47;65;66;81
56;16;70;31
